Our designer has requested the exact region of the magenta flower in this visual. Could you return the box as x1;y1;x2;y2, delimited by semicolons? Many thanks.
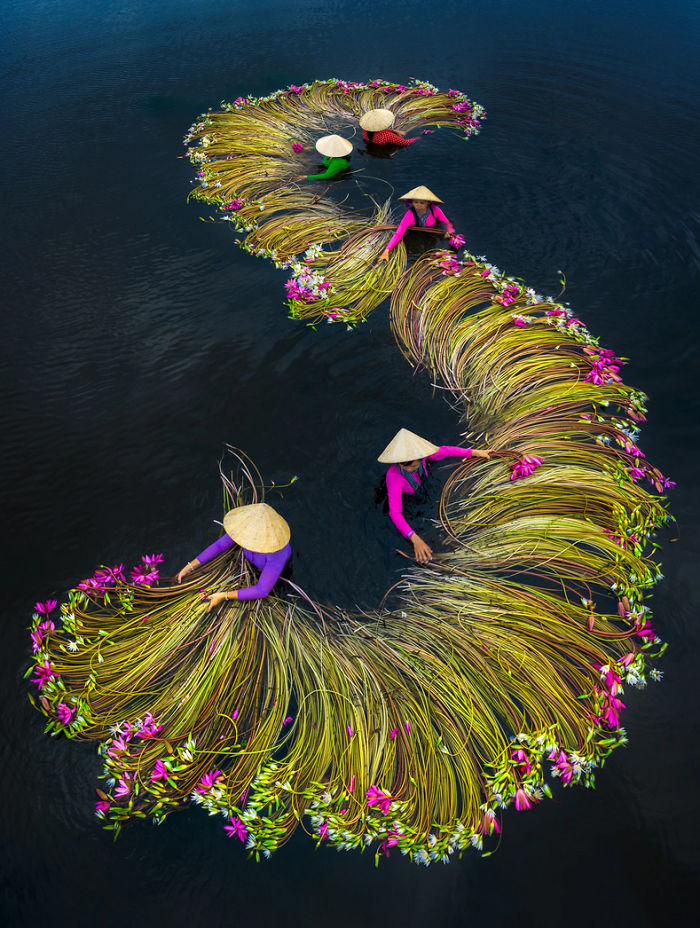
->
196;769;224;793
31;660;58;690
223;198;243;211
481;811;501;835
151;759;169;783
366;785;392;815
318;821;329;841
56;703;75;725
114;775;131;799
380;830;401;856
404;720;410;734
224;815;248;841
135;713;163;739
511;748;532;776
514;788;532;811
142;553;164;566
512;315;528;326
232;709;239;721
35;600;58;615
348;774;355;794
289;85;304;94
390;728;398;740
30;628;44;653
449;234;465;249
347;726;353;738
510;454;543;480
292;142;304;153
107;736;129;758
95;799;111;815
282;716;293;726
130;563;159;586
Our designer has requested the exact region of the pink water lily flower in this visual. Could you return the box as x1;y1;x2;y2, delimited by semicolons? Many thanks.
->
380;829;401;856
512;315;528;326
282;716;293;726
136;713;162;739
510;455;543;480
348;775;355;794
389;728;398;740
30;628;44;653
514;788;532;811
95;799;111;815
196;769;224;793
318;821;329;841
114;775;132;799
35;600;58;615
224;815;248;841
31;660;58;690
292;142;303;152
366;785;392;815
56;703;75;725
107;736;129;758
151;759;169;783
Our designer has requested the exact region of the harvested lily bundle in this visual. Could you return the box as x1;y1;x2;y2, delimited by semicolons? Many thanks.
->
285;202;407;326
185;78;484;322
28;253;672;862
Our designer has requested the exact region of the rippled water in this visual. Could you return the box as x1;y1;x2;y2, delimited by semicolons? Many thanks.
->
2;1;699;925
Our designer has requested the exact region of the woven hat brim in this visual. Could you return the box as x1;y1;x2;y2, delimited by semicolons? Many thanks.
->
399;185;443;203
360;109;395;131
223;504;291;553
377;429;440;464
315;135;353;157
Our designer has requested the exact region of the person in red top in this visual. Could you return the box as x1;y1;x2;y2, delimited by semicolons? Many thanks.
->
359;109;418;147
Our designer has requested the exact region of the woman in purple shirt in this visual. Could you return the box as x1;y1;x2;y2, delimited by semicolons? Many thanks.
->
378;428;493;563
176;502;291;608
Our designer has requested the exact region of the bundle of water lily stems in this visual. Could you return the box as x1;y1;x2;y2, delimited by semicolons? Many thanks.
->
185;78;484;325
28;242;672;863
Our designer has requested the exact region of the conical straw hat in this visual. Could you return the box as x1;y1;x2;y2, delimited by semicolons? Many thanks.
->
315;134;353;157
399;185;443;203
377;428;440;464
360;108;395;131
223;503;291;553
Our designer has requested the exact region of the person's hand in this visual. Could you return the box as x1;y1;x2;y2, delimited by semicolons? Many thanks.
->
177;564;192;583
294;174;306;182
378;250;390;263
443;230;451;238
472;449;495;460
411;534;433;564
206;591;230;612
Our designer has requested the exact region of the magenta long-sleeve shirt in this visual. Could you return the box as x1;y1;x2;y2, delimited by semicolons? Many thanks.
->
385;206;455;252
196;534;291;600
386;445;473;539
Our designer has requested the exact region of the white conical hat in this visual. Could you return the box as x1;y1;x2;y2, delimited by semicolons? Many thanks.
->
315;134;353;157
377;428;440;464
223;503;290;553
359;108;395;131
399;185;443;203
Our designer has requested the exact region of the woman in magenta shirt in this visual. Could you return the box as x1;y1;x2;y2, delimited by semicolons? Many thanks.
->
176;503;291;606
378;186;455;263
378;428;492;563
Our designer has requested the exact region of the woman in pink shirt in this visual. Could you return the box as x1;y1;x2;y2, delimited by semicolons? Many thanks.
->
378;186;455;263
378;428;493;563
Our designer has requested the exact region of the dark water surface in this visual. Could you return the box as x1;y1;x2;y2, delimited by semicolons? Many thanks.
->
2;1;699;925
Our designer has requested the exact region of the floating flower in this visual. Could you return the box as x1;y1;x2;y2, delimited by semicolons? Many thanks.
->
114;775;131;799
282;716;293;726
56;703;75;725
95;799;111;815
31;660;58;690
35;600;57;615
196;769;224;793
151;759;169;783
224;815;248;841
514;788;532;811
366;785;392;815
291;142;303;153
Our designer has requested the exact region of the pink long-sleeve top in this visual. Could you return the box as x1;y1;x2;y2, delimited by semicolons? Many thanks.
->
386;446;473;539
385;205;455;252
196;534;291;600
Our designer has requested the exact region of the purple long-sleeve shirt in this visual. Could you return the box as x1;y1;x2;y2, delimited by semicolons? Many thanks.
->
385;206;455;252
196;534;291;600
386;445;473;539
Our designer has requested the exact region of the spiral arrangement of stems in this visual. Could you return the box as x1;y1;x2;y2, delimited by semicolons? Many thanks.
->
28;246;672;863
26;80;673;866
185;78;483;324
